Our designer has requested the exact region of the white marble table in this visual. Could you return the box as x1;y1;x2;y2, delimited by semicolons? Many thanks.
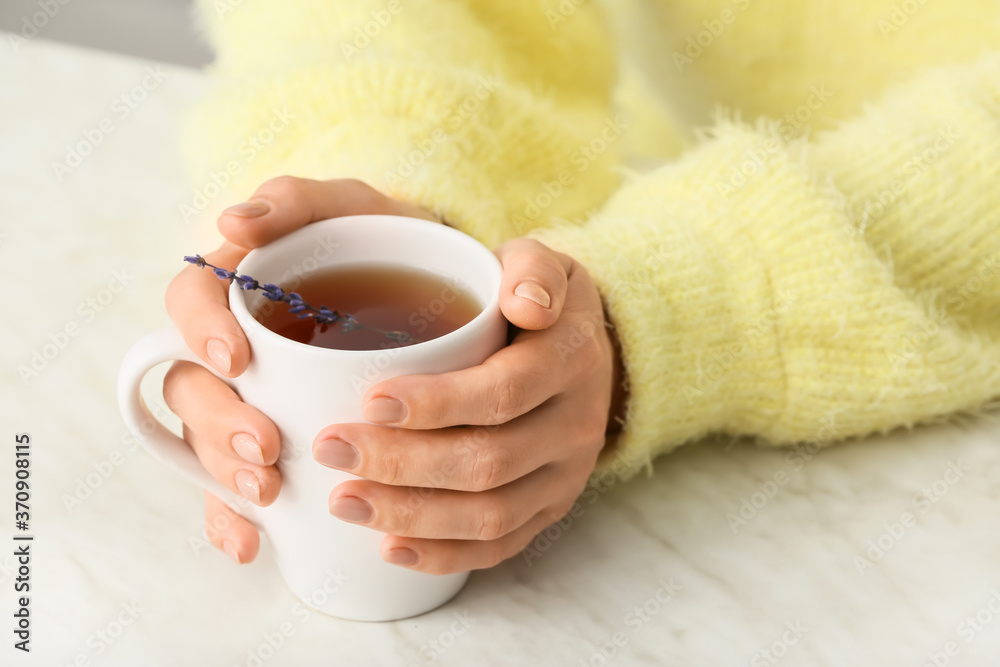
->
3;36;1000;667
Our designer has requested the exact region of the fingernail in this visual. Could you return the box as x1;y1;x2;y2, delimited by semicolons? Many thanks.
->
514;281;551;309
314;438;359;470
207;338;232;374
222;539;242;564
384;547;418;567
235;469;260;504
232;432;264;465
223;200;270;218
330;496;374;524
364;397;406;424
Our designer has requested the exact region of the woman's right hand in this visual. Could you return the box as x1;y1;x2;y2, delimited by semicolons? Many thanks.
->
163;177;439;564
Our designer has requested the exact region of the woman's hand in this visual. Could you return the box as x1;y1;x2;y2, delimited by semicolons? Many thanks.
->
163;176;620;573
163;177;437;563
314;238;616;574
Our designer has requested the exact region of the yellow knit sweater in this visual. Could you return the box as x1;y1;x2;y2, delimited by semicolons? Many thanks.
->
186;0;1000;480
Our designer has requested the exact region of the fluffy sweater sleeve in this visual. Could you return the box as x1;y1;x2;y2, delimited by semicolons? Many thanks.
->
533;52;1000;479
187;2;1000;482
185;0;624;249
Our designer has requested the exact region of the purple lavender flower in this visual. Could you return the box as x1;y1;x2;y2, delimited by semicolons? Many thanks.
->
340;315;362;333
261;284;284;301
237;275;259;290
316;306;339;325
183;255;422;345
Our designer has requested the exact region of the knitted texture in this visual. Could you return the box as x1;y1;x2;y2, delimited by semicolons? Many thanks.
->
534;52;1000;477
186;1;1000;480
185;0;623;249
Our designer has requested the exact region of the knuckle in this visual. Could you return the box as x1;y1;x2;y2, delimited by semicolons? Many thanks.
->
487;377;525;425
475;502;516;541
372;448;406;486
517;238;549;256
260;174;310;200
468;445;514;491
340;177;374;194
340;178;382;207
386;497;420;534
162;361;193;411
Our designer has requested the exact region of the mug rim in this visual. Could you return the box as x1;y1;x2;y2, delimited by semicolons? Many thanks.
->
228;215;503;358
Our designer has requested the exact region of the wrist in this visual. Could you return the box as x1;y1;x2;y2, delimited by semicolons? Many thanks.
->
605;314;628;435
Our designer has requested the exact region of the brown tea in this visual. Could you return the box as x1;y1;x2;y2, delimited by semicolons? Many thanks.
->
252;264;481;350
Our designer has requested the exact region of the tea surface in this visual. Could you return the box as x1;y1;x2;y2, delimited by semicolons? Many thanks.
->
253;264;481;350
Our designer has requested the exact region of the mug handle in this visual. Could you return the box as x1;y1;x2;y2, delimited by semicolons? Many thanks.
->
117;327;259;524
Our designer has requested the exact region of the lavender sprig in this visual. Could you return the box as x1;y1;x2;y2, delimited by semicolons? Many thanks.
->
183;255;417;344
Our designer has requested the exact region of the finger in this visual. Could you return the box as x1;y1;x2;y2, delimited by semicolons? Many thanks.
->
378;506;567;575
204;491;260;564
163;361;282;506
361;319;606;430
326;463;580;541
218;177;438;249
314;397;605;490
166;242;251;378
494;239;571;330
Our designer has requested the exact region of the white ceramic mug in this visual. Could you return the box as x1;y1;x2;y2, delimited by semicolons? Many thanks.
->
117;215;506;621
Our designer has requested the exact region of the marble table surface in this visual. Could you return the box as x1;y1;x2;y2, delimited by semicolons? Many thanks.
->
4;36;1000;667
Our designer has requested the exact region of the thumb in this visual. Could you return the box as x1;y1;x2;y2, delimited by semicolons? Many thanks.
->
494;239;571;330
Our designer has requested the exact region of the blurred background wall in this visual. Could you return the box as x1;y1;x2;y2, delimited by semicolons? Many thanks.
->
0;0;211;67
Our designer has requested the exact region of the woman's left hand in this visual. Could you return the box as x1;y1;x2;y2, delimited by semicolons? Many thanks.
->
314;238;619;574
